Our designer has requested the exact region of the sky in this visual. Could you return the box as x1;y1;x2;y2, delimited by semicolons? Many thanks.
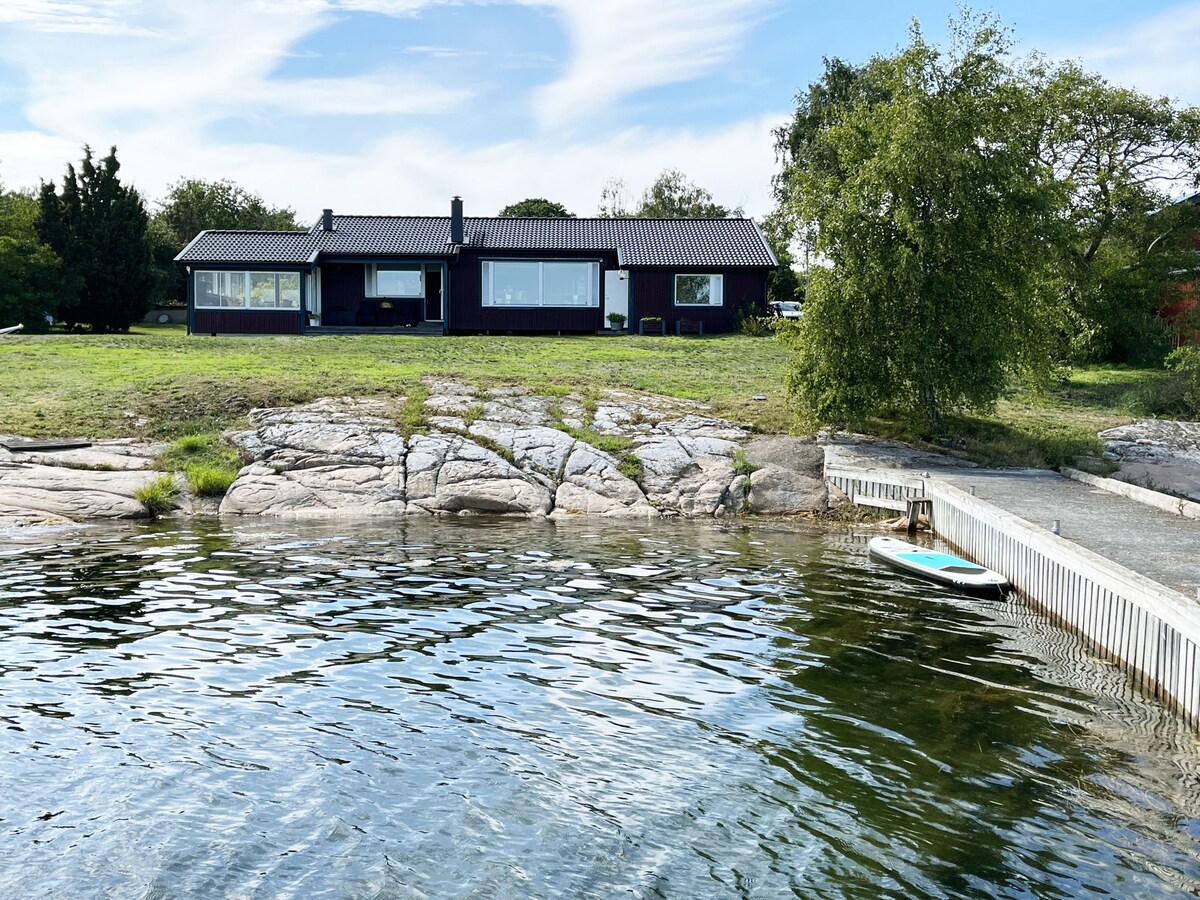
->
0;0;1198;223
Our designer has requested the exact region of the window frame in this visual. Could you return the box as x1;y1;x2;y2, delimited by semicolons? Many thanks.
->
194;270;302;311
365;263;425;299
481;259;600;308
673;273;724;307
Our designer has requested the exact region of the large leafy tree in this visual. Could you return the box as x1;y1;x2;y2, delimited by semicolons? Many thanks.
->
776;18;1064;430
36;146;155;332
0;182;71;331
156;178;298;246
497;198;574;217
152;178;298;304
598;169;742;218
1028;62;1200;361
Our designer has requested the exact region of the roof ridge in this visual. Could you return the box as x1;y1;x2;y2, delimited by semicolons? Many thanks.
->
200;229;314;235
326;214;755;223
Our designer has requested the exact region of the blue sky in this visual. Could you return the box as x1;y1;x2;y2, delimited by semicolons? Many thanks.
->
0;0;1197;221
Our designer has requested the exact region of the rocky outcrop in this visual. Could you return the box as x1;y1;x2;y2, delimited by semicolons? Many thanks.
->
0;462;166;525
1099;420;1200;502
1;385;835;526
216;384;829;520
741;435;828;515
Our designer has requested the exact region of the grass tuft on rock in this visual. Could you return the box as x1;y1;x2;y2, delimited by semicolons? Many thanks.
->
186;463;238;497
618;455;644;482
135;475;180;518
732;449;759;477
157;432;243;497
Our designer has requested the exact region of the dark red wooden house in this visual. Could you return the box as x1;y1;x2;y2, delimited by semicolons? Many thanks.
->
175;198;777;336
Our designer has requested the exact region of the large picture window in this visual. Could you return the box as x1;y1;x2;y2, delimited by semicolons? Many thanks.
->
367;264;423;298
482;260;599;307
195;271;301;310
674;274;723;306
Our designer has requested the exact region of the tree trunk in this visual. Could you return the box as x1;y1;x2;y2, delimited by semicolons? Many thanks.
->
921;382;944;435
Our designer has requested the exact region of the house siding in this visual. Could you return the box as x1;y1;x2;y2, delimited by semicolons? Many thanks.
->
448;248;617;333
193;309;302;335
629;268;769;333
320;263;366;327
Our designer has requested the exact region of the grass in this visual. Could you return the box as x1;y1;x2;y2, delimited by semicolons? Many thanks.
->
185;463;238;496
732;449;759;477
156;431;243;496
866;365;1177;470
0;326;1181;473
0;325;793;439
617;455;644;481
134;475;180;518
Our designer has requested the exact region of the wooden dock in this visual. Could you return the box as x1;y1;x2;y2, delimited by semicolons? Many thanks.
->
827;459;1200;727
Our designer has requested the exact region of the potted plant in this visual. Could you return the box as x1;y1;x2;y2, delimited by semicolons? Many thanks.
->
606;312;627;331
639;316;664;335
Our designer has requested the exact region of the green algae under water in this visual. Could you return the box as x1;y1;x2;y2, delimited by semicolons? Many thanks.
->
1;517;1198;898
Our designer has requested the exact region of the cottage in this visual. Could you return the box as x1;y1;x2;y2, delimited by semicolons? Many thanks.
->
175;198;777;335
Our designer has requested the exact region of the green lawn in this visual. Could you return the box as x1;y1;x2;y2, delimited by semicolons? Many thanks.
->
0;327;1173;472
0;325;795;438
869;365;1174;470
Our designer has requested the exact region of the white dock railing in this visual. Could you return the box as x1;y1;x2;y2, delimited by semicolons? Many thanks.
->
828;464;1200;726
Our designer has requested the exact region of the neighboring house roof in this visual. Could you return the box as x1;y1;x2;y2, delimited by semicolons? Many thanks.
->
177;215;778;268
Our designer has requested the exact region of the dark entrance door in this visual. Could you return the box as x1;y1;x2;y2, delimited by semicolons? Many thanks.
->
425;268;443;321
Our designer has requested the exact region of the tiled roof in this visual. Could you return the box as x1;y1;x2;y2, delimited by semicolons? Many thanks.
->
177;215;777;267
176;230;320;264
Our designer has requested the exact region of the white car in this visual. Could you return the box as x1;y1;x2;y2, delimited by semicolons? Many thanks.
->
769;301;803;319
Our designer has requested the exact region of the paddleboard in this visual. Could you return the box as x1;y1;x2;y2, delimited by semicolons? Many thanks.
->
868;536;1009;594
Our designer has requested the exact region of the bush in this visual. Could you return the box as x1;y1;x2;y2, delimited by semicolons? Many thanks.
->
1165;346;1200;419
736;312;774;337
135;475;179;518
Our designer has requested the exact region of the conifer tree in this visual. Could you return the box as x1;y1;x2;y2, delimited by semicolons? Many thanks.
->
37;146;154;331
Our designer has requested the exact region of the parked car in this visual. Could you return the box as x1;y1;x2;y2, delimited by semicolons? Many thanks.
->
768;301;803;319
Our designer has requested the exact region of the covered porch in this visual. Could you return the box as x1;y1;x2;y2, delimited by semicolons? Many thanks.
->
310;260;447;332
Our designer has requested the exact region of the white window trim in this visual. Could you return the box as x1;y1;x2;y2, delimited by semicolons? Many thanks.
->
481;259;600;308
365;263;425;299
194;270;302;311
673;273;724;307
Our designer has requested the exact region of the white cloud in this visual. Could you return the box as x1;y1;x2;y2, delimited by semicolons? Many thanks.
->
0;0;783;221
0;0;158;36
528;0;773;132
0;112;785;218
1056;2;1200;104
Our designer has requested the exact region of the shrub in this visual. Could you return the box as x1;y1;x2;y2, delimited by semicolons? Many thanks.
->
186;462;238;496
736;312;774;337
1165;346;1200;419
135;475;179;518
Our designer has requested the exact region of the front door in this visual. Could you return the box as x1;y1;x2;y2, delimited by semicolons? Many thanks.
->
603;269;628;328
425;267;443;322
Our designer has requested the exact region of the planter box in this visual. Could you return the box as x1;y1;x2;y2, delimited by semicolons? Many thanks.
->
639;319;665;335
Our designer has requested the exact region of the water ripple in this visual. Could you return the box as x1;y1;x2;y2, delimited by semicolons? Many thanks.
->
1;517;1198;898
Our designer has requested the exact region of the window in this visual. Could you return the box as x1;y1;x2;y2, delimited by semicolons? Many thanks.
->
367;264;423;297
195;271;300;310
196;271;245;308
482;261;599;307
674;274;723;306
